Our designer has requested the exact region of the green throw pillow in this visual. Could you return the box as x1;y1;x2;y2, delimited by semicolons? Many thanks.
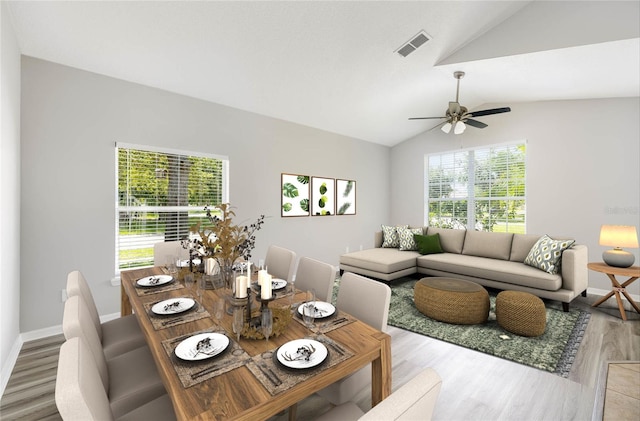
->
414;233;444;255
398;227;423;251
524;235;575;274
381;224;408;248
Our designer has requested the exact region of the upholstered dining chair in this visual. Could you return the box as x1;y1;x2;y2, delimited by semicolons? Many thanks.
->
264;245;297;282
62;296;167;419
316;272;391;406
313;368;442;421
153;240;189;266
66;270;145;360
293;256;337;302
56;336;176;421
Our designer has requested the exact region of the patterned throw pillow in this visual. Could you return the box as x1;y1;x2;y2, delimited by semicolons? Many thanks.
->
398;227;423;251
381;225;408;248
524;235;575;274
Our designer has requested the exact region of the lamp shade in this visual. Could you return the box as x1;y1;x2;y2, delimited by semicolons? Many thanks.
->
599;225;639;248
441;122;452;134
599;225;638;267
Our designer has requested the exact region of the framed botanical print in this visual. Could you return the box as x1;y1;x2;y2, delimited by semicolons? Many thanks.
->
336;179;356;215
281;173;310;217
311;176;335;216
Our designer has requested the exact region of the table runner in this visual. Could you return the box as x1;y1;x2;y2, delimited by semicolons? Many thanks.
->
246;335;354;396
143;299;211;330
161;328;251;388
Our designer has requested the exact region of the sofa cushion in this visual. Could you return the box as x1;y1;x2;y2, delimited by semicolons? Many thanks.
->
340;248;419;274
425;227;466;254
417;253;562;291
381;225;408;248
462;231;513;261
524;235;575;274
398;227;423;251
414;234;444;255
510;234;544;262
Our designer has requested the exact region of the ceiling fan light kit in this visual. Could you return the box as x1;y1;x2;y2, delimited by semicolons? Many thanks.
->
410;71;511;134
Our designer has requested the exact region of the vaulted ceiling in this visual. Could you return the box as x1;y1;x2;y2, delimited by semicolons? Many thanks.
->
6;1;640;146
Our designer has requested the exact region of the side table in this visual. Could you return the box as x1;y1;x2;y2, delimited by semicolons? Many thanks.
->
588;262;640;321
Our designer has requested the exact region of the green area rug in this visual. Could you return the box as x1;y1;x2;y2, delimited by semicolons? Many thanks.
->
386;278;590;377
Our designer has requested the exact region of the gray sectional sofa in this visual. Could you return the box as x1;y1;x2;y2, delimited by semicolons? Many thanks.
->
339;227;589;311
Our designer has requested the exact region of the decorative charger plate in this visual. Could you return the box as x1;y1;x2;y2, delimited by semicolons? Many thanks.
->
136;275;174;288
174;333;230;362
297;301;336;319
276;339;328;369
151;297;196;316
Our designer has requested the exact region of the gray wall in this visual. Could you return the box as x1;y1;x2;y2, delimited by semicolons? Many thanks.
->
20;57;390;332
1;1;22;389
391;97;640;294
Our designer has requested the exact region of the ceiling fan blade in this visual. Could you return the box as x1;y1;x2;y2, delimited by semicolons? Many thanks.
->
464;118;488;129
466;107;511;118
408;116;446;120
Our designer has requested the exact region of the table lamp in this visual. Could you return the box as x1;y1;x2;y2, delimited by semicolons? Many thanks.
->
599;225;639;268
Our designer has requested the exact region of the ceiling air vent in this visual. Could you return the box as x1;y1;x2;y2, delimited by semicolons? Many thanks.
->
396;31;431;57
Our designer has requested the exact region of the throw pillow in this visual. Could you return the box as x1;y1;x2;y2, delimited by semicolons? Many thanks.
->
398;227;423;251
524;235;575;274
414;233;444;255
381;224;408;248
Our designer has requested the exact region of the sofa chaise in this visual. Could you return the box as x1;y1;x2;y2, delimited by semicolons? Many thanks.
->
339;227;588;311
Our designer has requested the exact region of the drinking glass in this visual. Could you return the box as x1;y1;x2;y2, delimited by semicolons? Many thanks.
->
166;255;179;277
213;298;225;323
184;273;195;291
302;289;316;331
232;307;244;342
261;308;273;342
196;277;205;312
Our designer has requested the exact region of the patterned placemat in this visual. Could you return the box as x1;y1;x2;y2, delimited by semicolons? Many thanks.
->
143;299;211;330
246;335;353;396
161;328;251;388
134;279;185;296
292;309;357;334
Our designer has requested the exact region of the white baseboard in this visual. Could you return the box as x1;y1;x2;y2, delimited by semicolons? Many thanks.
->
1;335;23;398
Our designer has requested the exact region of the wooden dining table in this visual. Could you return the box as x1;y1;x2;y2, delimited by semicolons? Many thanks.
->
120;266;392;420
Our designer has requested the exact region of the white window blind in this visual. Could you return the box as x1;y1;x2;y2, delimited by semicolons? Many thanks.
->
116;143;228;271
426;142;526;233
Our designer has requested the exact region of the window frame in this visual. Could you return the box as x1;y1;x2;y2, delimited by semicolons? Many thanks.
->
115;142;229;273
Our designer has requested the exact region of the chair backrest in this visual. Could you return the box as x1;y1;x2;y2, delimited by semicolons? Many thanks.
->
56;336;114;421
264;245;297;282
337;272;391;331
66;270;103;340
63;295;109;392
294;257;337;302
361;368;442;420
154;240;189;266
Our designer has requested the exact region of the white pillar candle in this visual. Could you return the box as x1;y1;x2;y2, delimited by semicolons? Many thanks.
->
236;275;248;298
258;269;268;287
261;274;272;299
246;261;251;281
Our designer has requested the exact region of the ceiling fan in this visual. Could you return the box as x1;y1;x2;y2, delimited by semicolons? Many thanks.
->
409;71;511;134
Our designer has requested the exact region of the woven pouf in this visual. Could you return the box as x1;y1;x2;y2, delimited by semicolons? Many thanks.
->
414;278;489;325
496;291;547;337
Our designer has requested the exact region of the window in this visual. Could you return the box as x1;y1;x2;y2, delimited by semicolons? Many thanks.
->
425;142;526;233
116;143;228;271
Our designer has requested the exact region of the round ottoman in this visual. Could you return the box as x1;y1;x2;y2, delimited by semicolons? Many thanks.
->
495;291;546;337
414;277;489;325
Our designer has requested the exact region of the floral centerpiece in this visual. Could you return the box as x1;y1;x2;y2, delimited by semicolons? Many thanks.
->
182;203;265;288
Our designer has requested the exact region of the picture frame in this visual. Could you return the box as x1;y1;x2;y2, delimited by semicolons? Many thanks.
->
311;177;335;216
336;179;356;215
281;173;310;217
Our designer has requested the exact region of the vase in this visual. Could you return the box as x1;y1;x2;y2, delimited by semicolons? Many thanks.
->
216;258;235;290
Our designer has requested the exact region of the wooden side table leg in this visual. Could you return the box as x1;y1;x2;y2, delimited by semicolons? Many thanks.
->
612;288;627;321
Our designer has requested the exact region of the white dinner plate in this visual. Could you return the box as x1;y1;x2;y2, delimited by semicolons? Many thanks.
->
151;297;196;316
136;275;174;288
276;339;328;369
174;333;230;362
297;301;336;319
251;278;288;292
177;258;201;268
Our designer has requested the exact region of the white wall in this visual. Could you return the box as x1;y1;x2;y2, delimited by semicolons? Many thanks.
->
391;97;640;294
20;57;390;332
0;1;22;392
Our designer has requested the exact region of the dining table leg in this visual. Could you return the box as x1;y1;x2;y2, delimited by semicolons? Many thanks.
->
370;331;392;407
121;283;132;316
